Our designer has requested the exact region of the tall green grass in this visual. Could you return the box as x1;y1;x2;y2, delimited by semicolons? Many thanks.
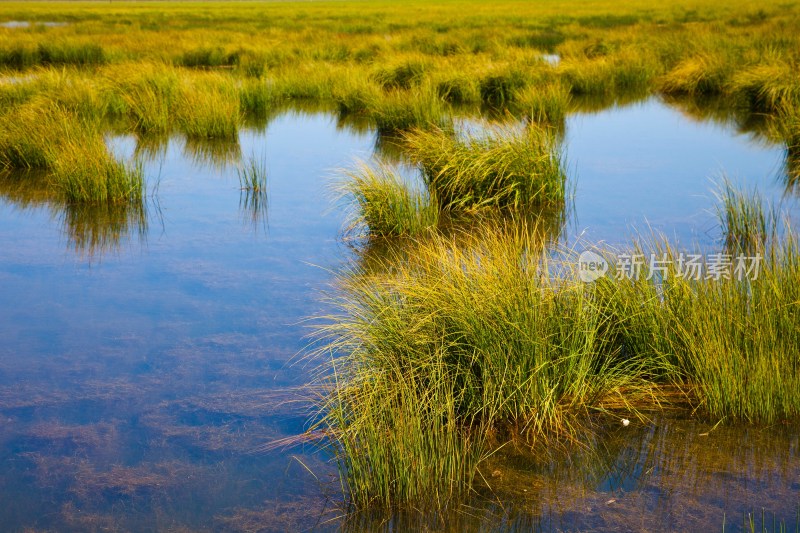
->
657;240;800;423
403;123;566;212
713;179;772;254
0;42;106;69
313;185;800;511
236;154;269;230
176;81;241;140
368;88;449;132
0;100;143;203
111;64;181;134
312;225;663;510
236;154;268;193
515;82;571;124
336;160;438;237
479;69;527;106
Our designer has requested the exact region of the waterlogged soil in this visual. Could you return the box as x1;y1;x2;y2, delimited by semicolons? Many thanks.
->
0;100;797;531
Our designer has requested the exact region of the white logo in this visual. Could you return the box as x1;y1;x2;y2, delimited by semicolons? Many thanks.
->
578;250;608;283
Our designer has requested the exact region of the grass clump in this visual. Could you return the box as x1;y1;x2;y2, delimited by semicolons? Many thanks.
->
332;75;382;116
729;61;800;113
372;59;428;90
368;89;449;132
54;150;144;205
657;238;800;424
434;74;480;105
178;46;236;68
713;179;772;254
237;154;269;229
479;69;527;106
658;54;730;96
115;65;180;135
515;82;571;123
312;226;663;509
403;123;566;213
0;42;106;69
238;79;281;119
176;81;241;140
37;42;106;67
0;101;143;204
236;154;268;193
337;160;438;237
313;183;800;511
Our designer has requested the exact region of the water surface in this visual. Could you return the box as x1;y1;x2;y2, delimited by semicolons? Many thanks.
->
0;101;797;531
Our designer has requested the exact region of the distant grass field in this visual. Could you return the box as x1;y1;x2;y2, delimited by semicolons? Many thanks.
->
1;0;798;204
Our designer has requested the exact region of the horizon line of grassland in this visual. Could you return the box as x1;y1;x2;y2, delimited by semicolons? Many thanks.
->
309;181;800;512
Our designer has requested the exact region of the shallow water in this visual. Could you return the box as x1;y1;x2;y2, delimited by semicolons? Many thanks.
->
566;97;788;245
0;101;797;531
0;20;67;28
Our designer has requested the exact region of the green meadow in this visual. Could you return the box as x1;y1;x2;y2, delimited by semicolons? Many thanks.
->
2;0;799;518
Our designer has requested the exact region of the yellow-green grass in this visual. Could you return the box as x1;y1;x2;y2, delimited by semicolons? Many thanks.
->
1;0;799;148
311;224;672;510
314;233;799;510
336;160;439;238
402;123;566;213
175;78;241;140
236;154;268;193
0;100;143;203
312;185;800;510
713;179;773;254
337;122;568;238
515;81;572;124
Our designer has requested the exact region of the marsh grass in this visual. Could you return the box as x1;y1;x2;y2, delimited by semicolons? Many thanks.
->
0;101;143;203
479;69;527;106
515;82;571;124
368;89;449;132
178;46;236;69
331;75;383;115
403;123;566;212
54;149;144;204
312;225;668;509
372;59;428;90
0;42;106;69
239;79;282;119
336;160;438;237
314;182;800;510
115;65;180;134
236;154;268;193
176;82;241;140
713;179;773;254
237;156;269;232
434;73;480;105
